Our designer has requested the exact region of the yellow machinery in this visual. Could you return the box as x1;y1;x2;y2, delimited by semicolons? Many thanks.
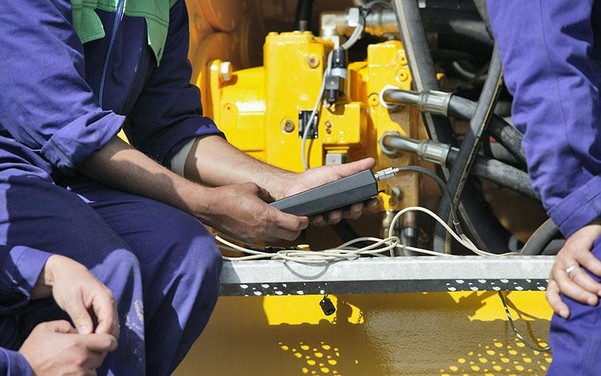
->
175;1;554;375
196;32;425;236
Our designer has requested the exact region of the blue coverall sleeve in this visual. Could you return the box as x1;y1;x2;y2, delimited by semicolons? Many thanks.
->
0;0;125;176
488;0;601;237
0;246;52;315
126;0;224;165
0;348;33;376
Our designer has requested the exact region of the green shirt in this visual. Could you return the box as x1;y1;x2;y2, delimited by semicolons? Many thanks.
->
70;0;178;65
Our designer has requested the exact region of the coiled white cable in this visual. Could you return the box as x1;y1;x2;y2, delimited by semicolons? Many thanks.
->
217;205;518;263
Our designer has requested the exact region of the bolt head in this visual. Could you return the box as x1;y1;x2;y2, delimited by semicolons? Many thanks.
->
220;61;233;82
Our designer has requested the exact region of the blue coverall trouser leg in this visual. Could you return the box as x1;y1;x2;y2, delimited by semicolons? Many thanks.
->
0;144;222;375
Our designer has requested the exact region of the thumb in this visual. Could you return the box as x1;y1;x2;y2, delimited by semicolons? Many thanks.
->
66;298;94;335
256;185;275;203
331;158;375;177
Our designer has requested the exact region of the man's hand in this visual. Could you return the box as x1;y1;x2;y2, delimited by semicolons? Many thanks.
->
19;320;117;376
547;223;601;318
282;158;379;226
198;182;309;242
33;255;119;338
196;158;378;242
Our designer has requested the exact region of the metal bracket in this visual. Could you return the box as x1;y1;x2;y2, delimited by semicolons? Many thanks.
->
219;256;554;296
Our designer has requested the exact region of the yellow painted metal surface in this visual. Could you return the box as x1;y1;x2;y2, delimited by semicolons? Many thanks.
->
174;292;552;375
203;33;422;214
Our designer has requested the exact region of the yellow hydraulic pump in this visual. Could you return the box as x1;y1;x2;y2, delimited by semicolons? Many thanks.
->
195;31;426;222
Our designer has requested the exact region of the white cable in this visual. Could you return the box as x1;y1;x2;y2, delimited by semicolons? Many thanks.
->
340;13;365;50
217;205;518;263
217;207;518;262
301;53;331;170
301;7;367;170
388;206;519;257
218;235;400;263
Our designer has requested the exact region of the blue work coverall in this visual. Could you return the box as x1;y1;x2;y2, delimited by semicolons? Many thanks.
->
0;0;223;374
488;1;601;374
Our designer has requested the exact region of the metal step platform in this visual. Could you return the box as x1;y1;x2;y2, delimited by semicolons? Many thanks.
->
219;256;554;296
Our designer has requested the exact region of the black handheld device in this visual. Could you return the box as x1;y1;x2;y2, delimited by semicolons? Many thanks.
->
270;169;379;216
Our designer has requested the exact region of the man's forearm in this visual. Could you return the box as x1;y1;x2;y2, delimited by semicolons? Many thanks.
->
80;136;210;215
184;135;297;200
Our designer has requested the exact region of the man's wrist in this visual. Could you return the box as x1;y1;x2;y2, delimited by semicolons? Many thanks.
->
31;255;60;299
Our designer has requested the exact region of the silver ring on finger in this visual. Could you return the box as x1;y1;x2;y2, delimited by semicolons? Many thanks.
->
565;263;579;277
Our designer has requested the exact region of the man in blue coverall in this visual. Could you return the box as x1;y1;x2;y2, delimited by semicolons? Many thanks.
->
0;0;375;374
488;1;601;374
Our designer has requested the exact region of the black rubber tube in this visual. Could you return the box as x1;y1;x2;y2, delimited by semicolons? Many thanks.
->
382;89;526;166
446;149;536;199
393;0;454;144
484;140;521;167
379;133;535;199
447;95;526;166
294;0;314;31
471;0;493;37
394;0;512;253
420;9;493;47
521;218;560;255
437;44;504;253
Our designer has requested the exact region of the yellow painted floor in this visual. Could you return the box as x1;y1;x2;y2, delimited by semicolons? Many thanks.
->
174;291;552;375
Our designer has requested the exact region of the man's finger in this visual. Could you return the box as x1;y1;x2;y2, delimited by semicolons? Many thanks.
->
553;269;598;306
91;292;118;338
365;198;380;212
83;334;118;353
576;251;601;276
325;210;342;224
566;267;601;302
343;202;363;220
546;280;570;318
66;298;94;335
309;214;325;227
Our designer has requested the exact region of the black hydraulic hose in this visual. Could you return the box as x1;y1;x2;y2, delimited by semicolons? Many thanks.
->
484;141;521;167
446;149;536;200
420;9;493;47
521;218;560;256
393;0;453;144
294;0;314;32
447;96;526;166
437;44;504;253
471;0;493;37
380;133;536;199
394;0;513;254
383;89;526;166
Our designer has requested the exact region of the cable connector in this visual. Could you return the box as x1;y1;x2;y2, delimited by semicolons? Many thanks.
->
374;167;401;181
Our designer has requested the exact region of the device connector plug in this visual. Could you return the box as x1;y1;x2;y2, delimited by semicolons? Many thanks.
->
373;167;401;181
